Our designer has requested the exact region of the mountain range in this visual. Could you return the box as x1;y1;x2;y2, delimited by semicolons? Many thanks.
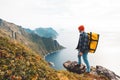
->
0;18;64;56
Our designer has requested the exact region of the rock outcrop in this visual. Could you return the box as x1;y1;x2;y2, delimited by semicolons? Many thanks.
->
63;60;120;80
63;61;86;74
96;66;120;80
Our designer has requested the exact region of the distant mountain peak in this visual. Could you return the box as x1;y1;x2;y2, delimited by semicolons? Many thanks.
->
31;27;58;39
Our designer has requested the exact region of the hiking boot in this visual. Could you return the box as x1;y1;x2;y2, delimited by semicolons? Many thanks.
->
75;64;80;67
86;68;91;73
80;64;85;70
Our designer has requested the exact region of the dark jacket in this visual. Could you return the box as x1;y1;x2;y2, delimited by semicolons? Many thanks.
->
76;32;89;53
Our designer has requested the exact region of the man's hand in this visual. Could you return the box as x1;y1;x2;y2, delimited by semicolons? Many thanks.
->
79;52;83;56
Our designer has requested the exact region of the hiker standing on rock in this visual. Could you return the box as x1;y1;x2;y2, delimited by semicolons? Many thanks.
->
76;25;90;73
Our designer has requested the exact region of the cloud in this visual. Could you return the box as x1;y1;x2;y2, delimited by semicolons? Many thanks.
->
0;0;120;31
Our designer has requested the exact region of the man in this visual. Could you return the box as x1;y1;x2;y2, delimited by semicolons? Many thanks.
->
76;25;90;73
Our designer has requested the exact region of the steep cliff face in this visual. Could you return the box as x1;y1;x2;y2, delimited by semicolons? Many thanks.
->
0;19;29;41
0;18;63;56
25;27;64;53
42;38;63;52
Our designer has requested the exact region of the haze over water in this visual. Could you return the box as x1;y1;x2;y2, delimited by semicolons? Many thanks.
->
45;30;120;76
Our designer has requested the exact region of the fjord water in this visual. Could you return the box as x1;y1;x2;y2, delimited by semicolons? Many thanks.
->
45;30;120;75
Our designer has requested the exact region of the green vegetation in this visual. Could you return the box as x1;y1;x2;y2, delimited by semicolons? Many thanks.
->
0;35;108;80
0;36;58;80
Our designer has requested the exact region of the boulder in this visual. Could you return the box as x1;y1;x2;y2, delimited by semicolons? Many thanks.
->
63;61;86;74
96;65;120;80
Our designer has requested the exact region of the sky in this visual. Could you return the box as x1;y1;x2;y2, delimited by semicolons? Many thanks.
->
0;0;120;32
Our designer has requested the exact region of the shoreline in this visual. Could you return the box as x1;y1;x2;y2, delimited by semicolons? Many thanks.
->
44;48;66;59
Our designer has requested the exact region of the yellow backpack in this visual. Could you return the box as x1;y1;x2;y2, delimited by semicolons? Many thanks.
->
87;32;99;53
